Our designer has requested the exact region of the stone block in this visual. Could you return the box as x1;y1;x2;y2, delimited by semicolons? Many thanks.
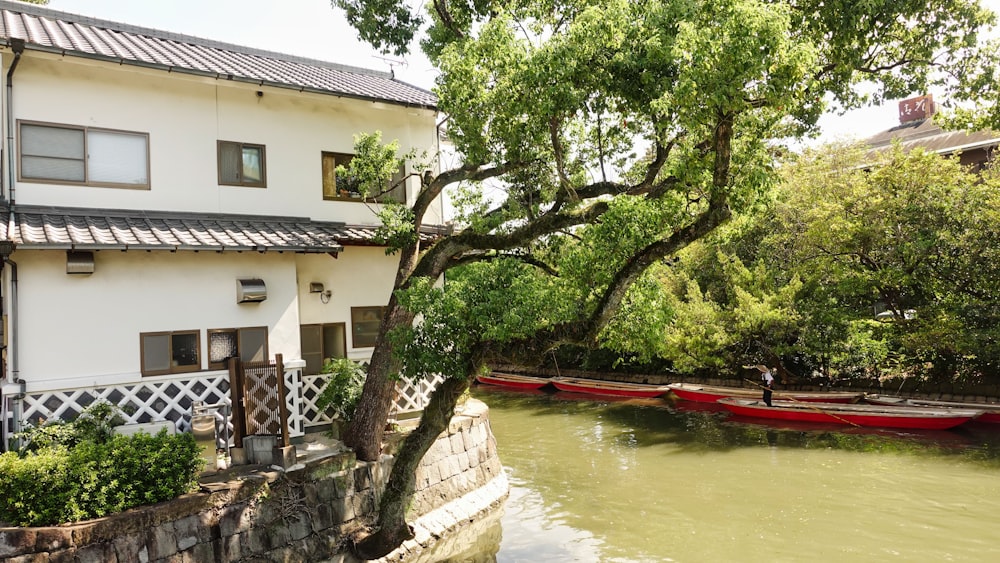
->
216;533;242;561
244;435;278;465
288;513;313;541
272;445;297;468
173;515;202;551
332;471;354;499
266;521;292;550
45;549;78;563
33;527;73;553
76;542;114;563
450;432;465;454
112;534;146;563
312;503;336;533
241;527;270;554
0;530;36;557
219;502;255;537
354;464;372;491
457;451;471;471
146;521;178;560
180;540;215;563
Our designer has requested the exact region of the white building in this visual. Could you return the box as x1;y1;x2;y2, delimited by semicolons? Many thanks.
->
0;1;442;448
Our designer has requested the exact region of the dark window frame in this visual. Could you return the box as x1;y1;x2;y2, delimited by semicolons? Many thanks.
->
207;326;269;369
322;151;406;203
300;322;348;375
18;120;151;189
351;306;386;349
140;330;202;376
218;140;267;188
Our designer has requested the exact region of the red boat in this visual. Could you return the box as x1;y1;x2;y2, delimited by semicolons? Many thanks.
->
475;372;551;390
717;397;982;430
549;377;671;398
865;394;1000;424
667;382;862;404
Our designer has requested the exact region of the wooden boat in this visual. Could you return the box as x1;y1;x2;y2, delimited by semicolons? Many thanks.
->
667;382;862;404
717;397;982;430
549;377;671;398
475;372;552;390
864;394;1000;424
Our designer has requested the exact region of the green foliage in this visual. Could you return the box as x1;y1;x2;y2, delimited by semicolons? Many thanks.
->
14;401;126;453
0;431;202;527
315;358;367;421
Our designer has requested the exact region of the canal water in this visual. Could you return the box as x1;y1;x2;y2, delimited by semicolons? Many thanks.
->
432;385;1000;562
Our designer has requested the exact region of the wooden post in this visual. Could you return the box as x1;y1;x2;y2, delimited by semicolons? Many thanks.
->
228;357;247;448
274;354;291;447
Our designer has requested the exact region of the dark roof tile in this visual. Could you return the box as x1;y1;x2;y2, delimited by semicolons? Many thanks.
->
0;1;436;109
0;206;443;252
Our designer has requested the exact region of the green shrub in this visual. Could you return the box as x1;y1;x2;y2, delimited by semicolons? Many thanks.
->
0;429;203;527
14;401;127;453
315;358;366;422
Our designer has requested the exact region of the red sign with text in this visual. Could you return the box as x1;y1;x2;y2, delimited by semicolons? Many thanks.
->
898;95;933;123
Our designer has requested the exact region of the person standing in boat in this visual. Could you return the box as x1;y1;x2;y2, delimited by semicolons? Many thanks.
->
756;365;775;406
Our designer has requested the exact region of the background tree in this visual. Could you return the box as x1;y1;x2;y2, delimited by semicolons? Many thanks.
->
330;0;998;555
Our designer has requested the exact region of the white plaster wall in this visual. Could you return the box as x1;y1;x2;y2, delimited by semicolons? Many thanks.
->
13;249;302;392
7;53;445;225
295;246;399;360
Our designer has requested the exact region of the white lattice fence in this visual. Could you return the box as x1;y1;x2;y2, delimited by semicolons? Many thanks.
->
18;365;306;440
299;372;447;427
20;374;231;433
393;373;447;416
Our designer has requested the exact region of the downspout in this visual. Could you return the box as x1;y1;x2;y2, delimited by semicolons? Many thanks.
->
2;253;20;449
1;39;25;448
5;37;26;203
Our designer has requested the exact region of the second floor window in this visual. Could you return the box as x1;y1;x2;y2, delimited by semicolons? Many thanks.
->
218;140;266;187
19;121;150;188
322;151;406;203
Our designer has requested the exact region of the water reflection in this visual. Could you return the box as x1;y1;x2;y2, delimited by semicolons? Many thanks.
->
435;385;1000;562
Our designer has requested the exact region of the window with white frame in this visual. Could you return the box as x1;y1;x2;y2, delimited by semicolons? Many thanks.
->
218;140;266;187
19;121;150;188
140;330;201;376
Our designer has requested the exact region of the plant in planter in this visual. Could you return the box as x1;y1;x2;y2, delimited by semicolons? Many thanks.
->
315;358;366;438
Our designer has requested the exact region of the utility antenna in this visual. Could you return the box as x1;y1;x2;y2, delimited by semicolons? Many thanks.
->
372;55;407;78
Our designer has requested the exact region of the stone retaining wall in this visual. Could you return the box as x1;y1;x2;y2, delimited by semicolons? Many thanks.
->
0;398;506;563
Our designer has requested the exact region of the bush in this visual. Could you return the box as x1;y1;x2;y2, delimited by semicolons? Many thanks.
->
315;358;366;422
0;403;204;527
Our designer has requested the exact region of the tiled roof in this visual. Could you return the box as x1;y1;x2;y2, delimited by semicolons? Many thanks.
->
0;0;436;109
0;206;439;253
866;118;1000;155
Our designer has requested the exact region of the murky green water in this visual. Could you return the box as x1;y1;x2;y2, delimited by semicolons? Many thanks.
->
441;386;1000;562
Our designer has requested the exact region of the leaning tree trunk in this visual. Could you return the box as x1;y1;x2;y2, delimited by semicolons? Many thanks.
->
353;374;472;559
344;295;418;461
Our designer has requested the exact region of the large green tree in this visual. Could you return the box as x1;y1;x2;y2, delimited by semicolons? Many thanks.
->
330;0;997;555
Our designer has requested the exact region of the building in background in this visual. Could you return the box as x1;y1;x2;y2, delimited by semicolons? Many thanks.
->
865;94;999;169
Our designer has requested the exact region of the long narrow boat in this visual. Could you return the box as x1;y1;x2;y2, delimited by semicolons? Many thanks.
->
717;397;982;430
549;377;671;398
475;372;552;390
667;382;862;404
865;394;1000;424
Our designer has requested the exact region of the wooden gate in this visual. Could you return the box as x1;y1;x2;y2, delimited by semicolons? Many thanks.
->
229;354;290;447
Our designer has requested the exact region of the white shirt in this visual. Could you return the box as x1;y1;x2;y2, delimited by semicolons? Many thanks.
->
762;370;774;385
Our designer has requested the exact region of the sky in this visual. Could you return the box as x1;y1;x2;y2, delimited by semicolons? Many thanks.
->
42;0;1000;144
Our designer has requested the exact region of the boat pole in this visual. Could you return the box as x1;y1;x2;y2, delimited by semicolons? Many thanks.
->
742;378;862;428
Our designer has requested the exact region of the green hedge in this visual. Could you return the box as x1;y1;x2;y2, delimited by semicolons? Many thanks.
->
0;430;203;527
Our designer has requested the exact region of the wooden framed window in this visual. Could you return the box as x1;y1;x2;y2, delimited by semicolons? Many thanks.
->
140;330;201;376
300;323;347;375
351;307;385;349
322;151;406;203
19;120;150;188
218;140;266;187
208;326;268;369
